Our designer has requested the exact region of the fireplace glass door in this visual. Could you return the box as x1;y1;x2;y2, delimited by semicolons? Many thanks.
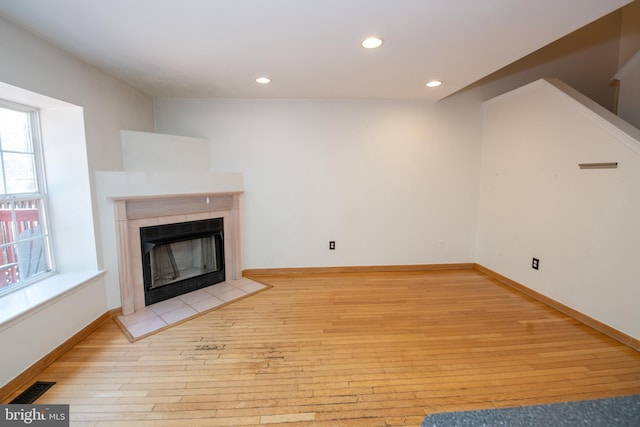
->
141;218;225;306
150;236;221;289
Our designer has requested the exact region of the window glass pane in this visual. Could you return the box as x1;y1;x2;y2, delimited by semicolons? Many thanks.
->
3;152;37;194
0;201;13;246
15;199;43;230
0;200;19;288
0;107;33;153
0;199;50;290
18;236;48;280
1;245;20;289
0;161;5;194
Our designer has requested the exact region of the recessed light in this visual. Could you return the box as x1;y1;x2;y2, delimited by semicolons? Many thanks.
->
256;77;271;84
361;37;383;49
426;80;442;88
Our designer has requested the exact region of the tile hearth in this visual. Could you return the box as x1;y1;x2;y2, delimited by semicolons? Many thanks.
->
115;277;268;341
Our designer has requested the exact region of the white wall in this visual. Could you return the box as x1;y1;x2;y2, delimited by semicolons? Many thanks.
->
121;130;211;172
616;1;640;129
40;106;98;271
616;51;640;129
0;273;105;391
0;17;153;389
154;97;482;269
619;0;640;67
477;79;640;339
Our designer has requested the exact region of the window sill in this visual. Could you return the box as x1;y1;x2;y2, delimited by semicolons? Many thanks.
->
0;270;105;330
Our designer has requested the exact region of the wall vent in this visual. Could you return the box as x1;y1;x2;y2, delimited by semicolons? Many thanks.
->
9;381;56;404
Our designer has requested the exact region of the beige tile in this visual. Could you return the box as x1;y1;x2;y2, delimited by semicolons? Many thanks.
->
117;280;270;341
118;307;158;327
204;282;238;296
229;279;265;293
126;316;167;338
215;288;247;302
189;295;226;312
158;305;199;324
177;288;214;305
184;212;213;222
149;297;188;315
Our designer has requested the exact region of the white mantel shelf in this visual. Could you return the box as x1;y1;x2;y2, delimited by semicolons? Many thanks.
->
109;191;243;201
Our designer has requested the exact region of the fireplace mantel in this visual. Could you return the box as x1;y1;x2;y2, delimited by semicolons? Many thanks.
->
111;192;242;315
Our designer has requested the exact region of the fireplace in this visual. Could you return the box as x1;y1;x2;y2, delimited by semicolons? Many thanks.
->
109;192;242;316
140;218;225;306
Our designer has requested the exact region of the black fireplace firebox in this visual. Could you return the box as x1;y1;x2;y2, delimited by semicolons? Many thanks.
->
140;218;225;306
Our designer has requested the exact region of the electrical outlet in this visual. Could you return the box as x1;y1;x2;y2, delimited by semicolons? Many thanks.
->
532;257;539;270
329;241;335;250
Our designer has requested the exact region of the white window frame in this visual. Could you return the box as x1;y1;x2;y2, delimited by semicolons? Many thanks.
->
0;99;55;295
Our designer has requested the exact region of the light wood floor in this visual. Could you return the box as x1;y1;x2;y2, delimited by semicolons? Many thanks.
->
7;269;640;426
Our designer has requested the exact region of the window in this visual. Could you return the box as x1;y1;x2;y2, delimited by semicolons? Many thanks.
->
0;101;53;294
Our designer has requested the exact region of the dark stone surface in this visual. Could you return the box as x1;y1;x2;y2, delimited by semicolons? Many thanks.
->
422;395;640;427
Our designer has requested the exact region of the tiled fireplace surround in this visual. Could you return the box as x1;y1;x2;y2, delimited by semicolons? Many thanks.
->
112;192;242;316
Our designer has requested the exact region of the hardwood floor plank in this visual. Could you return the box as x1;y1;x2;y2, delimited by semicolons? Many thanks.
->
4;269;640;426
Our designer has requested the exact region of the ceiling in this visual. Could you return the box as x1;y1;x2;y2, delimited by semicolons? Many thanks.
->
0;0;631;100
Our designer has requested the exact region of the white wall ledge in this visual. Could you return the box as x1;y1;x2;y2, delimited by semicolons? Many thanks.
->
486;78;640;153
0;270;105;331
